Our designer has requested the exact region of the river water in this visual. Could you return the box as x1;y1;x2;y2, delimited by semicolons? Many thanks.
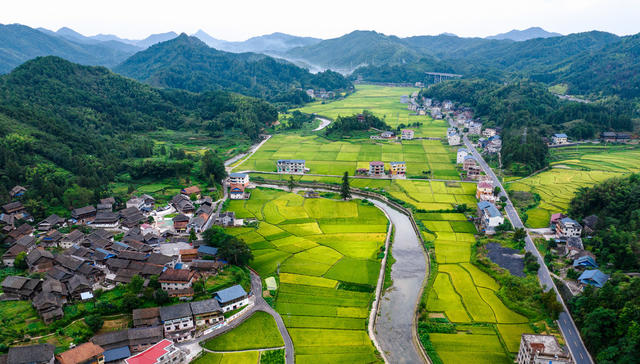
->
372;200;428;364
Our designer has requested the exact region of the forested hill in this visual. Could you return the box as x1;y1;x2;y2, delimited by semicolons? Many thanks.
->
114;34;352;105
0;23;139;74
0;56;277;208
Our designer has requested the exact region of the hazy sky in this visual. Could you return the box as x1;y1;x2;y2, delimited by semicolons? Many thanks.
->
2;0;639;41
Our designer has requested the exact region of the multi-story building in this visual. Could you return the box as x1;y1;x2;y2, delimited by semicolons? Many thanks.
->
368;161;385;177
476;181;496;202
159;303;194;342
229;173;250;187
389;162;406;176
456;148;469;164
447;129;461;146
468;121;482;135
401;129;415;140
277;159;307;174
190;298;224;326
516;334;573;364
477;201;504;231
214;284;249;312
125;339;186;364
158;269;196;297
556;217;582;238
552;133;568;145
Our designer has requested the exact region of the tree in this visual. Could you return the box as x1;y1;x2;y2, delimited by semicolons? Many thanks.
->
120;292;141;311
340;172;351;200
288;175;296;191
84;314;104;333
201;150;227;184
148;275;160;289
219;237;254;266
14;251;27;270
193;279;205;295
127;275;144;294
63;184;93;209
513;228;526;241
493;186;501;196
189;229;197;243
154;288;170;305
541;289;563;320
203;226;231;247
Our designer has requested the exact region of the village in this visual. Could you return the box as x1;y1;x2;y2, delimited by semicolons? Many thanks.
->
0;174;260;364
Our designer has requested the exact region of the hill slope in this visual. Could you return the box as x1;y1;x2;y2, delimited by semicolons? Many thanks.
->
194;30;321;54
0;56;277;206
115;34;352;103
486;27;562;41
0;23;138;73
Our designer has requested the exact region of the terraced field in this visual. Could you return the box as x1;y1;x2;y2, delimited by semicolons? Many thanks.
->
420;211;533;363
294;84;447;137
235;134;457;179
225;188;387;363
507;146;640;227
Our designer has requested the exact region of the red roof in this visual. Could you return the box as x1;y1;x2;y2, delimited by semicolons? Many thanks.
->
478;181;493;189
125;339;173;364
370;161;384;166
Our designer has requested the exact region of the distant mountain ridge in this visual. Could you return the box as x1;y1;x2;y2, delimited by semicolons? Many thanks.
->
486;27;562;41
192;30;321;54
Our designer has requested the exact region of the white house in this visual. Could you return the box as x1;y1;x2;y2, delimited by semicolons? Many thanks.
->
456;148;469;164
556;217;582;238
447;129;461;146
159;304;194;342
125;339;187;364
477;201;504;230
228;173;249;187
468;122;482;135
552;133;568;145
277;159;307;174
214;285;249;312
482;128;497;138
516;334;572;364
401;129;415;140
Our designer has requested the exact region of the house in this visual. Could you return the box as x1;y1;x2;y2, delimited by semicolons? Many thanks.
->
228;173;250;187
304;190;319;198
26;248;54;272
9;185;27;198
172;214;189;232
56;342;105;364
126;197;145;210
578;269;609;288
468;121;482;135
462;155;478;171
132;307;161;328
229;185;247;200
32;291;64;323
159;304;195;342
476;181;496;202
486;135;502;153
181;186;201;199
1;276;41;300
93;211;120;228
573;255;598;269
66;275;92;300
6;223;34;244
128;326;164;353
277;159;307;174
456;148;469;164
120;207;145;229
103;346;131;364
2;343;55;364
41;230;64;247
197;245;218;259
368;161;385;177
552;133;568;145
616;132;631;143
124;339;186;364
401;129;414;140
188;215;208;233
380;131;395;139
37;214;65;231
190;298;224;326
179;249;198;263
60;229;85;249
549;213;565;229
159;269;196;297
563;236;585;257
2;235;36;266
556;217;582;238
516;334;572;364
477;201;504;231
171;195;195;214
482;128;497;138
447;129;461;146
2;201;26;215
215;212;236;227
389;162;406;176
71;205;97;224
214;284;249;312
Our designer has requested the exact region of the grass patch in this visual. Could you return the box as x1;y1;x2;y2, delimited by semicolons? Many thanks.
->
202;311;284;351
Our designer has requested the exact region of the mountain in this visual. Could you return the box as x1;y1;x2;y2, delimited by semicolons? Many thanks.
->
0;56;277;209
193;30;321;54
114;34;352;103
134;31;178;48
285;30;420;72
486;27;562;41
89;33;138;45
0;23;139;73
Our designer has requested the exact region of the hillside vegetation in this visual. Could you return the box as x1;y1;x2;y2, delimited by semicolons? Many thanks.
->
115;34;352;106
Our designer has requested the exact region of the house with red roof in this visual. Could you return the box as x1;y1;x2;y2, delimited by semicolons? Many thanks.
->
125;339;186;364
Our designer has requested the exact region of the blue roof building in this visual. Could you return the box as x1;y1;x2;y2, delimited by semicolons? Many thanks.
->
554;133;568;138
578;269;609;288
103;346;131;363
214;284;248;305
197;245;219;257
573;255;597;269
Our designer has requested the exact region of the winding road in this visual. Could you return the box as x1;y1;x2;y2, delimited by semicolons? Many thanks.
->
462;134;593;364
312;117;332;131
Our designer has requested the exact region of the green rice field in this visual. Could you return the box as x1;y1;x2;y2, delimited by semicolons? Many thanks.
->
295;84;448;137
507;145;640;228
225;188;387;363
202;311;284;351
235;134;458;179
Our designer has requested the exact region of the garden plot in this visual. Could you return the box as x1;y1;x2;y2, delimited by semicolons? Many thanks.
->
225;188;386;363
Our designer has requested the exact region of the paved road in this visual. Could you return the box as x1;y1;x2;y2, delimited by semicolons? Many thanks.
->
224;134;272;169
312;117;331;131
177;271;294;364
372;200;428;364
462;135;593;364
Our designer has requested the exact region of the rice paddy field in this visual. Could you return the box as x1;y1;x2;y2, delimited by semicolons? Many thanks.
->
507;145;640;228
235;134;458;179
225;188;387;363
294;84;448;137
419;211;533;363
202;311;284;351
